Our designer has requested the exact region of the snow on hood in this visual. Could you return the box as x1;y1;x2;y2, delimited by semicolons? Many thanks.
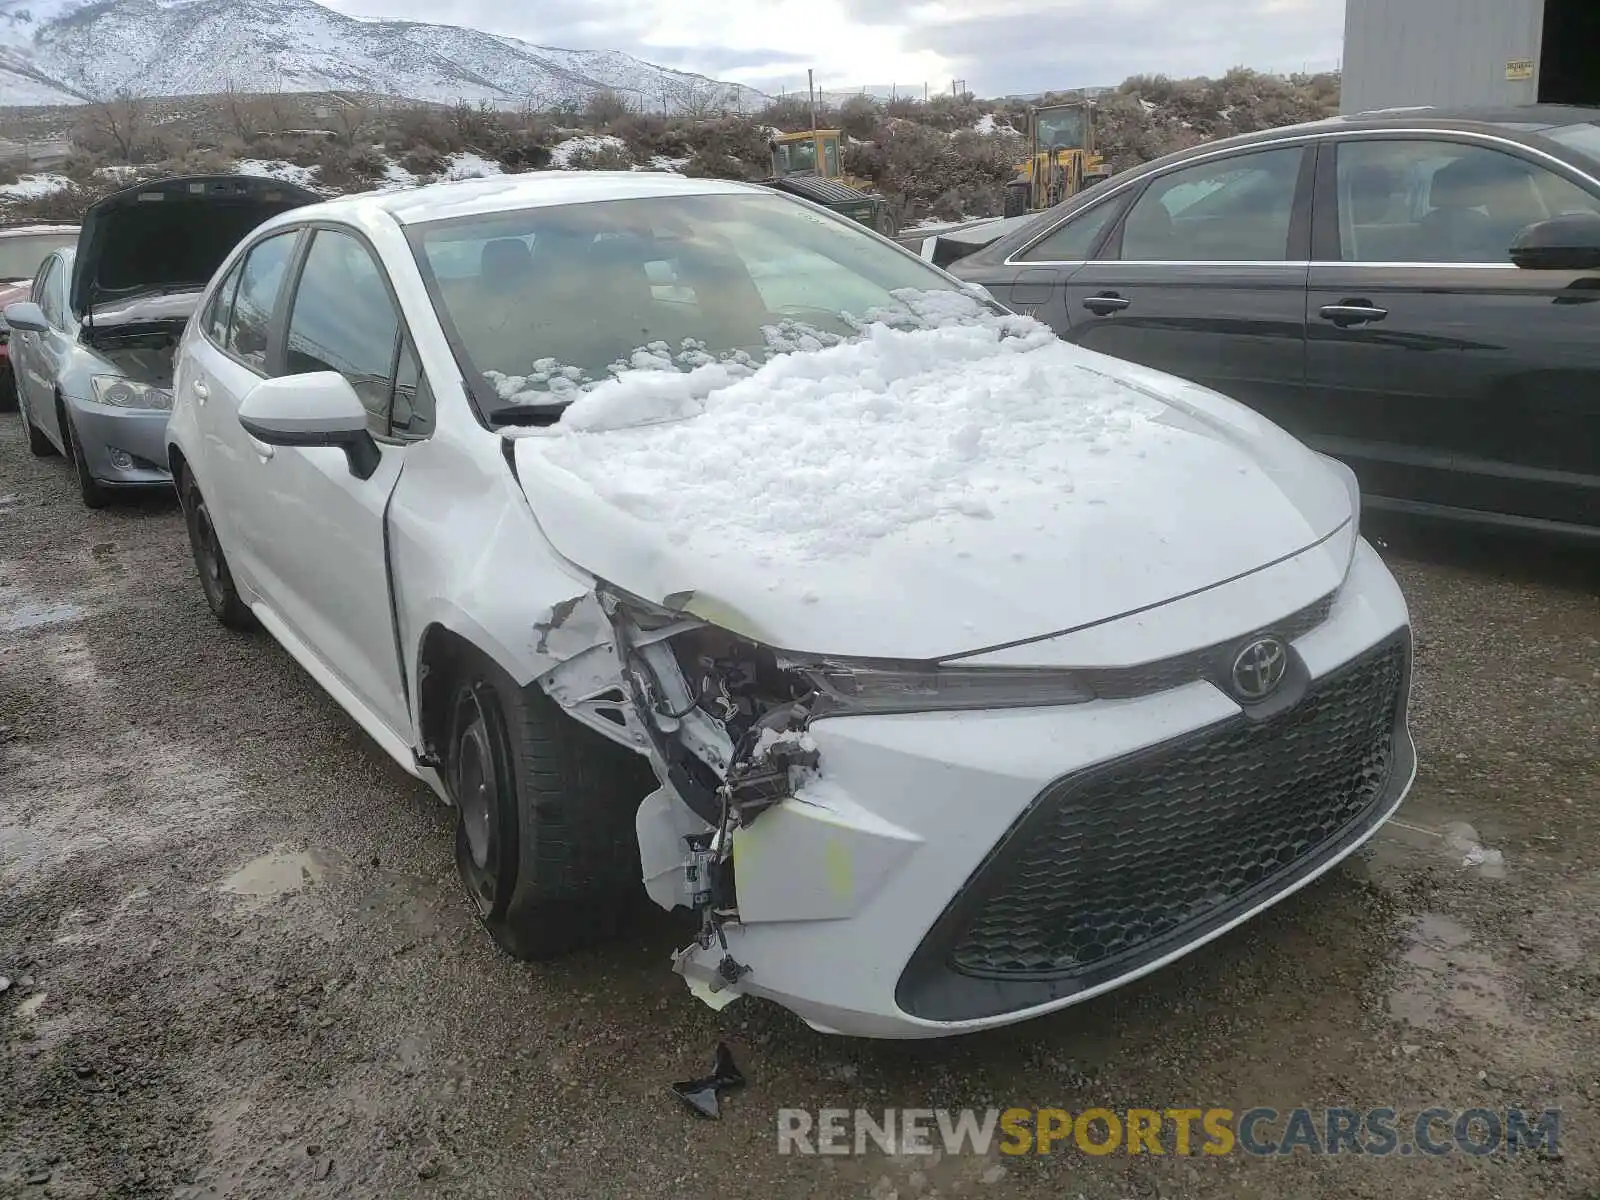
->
510;293;1352;660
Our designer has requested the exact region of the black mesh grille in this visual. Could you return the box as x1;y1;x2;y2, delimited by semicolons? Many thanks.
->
946;634;1405;981
1079;592;1336;700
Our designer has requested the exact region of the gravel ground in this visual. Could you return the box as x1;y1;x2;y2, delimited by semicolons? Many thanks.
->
1;411;1597;1200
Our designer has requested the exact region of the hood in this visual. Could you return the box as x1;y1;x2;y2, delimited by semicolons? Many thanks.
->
71;174;321;319
508;316;1354;662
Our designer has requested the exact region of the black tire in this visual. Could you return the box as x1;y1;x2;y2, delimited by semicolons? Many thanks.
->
445;649;655;961
57;401;109;510
180;470;255;631
19;391;53;457
0;360;16;413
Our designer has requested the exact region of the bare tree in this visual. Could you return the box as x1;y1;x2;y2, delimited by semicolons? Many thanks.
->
79;88;148;163
677;79;723;121
325;93;371;146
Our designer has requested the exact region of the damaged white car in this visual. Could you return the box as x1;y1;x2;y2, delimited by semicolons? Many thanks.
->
165;173;1416;1039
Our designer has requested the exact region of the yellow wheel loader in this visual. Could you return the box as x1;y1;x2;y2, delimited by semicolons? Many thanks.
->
1003;102;1114;217
763;129;901;237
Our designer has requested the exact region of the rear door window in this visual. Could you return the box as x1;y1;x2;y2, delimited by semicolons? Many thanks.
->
1119;146;1305;261
225;231;299;370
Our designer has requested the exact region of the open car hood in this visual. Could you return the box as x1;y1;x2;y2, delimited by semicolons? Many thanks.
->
508;341;1357;662
70;174;321;319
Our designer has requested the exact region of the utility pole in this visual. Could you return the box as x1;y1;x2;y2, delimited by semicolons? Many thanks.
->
808;68;817;132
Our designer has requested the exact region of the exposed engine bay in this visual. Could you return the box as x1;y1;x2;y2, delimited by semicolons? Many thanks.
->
84;294;200;390
95;337;180;391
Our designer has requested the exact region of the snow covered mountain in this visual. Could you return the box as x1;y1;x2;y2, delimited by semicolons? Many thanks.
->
0;0;769;111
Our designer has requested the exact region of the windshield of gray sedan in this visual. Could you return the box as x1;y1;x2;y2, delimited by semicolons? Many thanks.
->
1547;121;1600;166
408;192;964;411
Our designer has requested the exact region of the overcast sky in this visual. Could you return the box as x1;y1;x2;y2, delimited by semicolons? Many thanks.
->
322;0;1347;97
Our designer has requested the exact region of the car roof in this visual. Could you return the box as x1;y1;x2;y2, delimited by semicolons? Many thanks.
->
1164;104;1600;154
298;171;764;228
959;104;1600;267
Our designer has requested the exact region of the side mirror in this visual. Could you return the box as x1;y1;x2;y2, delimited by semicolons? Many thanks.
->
1510;212;1600;271
3;301;48;333
237;372;381;480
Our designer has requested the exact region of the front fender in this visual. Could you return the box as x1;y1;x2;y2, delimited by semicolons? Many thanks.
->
387;430;610;740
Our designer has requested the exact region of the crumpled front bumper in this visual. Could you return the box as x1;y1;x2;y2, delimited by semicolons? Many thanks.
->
673;539;1415;1038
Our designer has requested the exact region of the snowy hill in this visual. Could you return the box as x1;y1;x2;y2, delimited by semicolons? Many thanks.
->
0;0;768;111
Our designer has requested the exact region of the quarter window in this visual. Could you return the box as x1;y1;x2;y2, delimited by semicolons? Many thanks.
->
1336;139;1600;264
204;259;244;346
31;258;63;328
1017;195;1129;262
1119;146;1305;262
225;231;298;370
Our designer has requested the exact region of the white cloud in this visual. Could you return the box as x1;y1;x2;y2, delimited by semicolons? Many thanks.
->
320;0;1345;96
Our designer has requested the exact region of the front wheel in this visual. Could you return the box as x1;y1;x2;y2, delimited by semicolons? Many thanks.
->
59;406;108;510
180;472;254;630
445;651;655;961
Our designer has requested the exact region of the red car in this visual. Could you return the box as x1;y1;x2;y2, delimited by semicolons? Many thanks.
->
0;223;80;410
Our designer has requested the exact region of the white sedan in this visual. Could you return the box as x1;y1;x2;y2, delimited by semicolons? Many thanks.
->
165;172;1416;1039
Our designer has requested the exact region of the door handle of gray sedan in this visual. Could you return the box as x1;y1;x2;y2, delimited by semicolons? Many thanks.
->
1319;301;1389;327
192;380;208;403
1083;293;1132;316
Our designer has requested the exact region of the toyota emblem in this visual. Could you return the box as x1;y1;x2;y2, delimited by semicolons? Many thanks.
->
1230;636;1288;702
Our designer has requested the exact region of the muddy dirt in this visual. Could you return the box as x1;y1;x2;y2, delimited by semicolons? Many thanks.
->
1;414;1598;1199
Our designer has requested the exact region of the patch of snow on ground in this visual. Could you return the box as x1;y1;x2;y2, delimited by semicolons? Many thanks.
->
0;174;72;200
442;152;503;181
548;135;628;168
524;291;1163;563
95;165;142;184
234;160;320;189
636;153;691;173
376;158;419;192
973;114;1020;136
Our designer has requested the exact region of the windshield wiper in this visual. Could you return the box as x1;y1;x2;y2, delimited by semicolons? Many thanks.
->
483;399;570;427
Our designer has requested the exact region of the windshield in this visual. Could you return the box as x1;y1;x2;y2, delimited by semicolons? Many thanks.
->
409;191;968;418
773;138;817;175
0;231;74;283
1546;121;1600;167
1035;109;1087;150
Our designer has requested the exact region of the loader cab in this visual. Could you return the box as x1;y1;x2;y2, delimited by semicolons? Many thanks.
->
770;129;844;180
1004;102;1114;217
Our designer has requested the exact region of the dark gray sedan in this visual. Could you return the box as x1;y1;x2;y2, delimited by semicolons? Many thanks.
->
950;105;1600;543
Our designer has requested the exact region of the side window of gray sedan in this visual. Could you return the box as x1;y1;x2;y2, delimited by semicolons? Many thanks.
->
1017;195;1130;262
1336;139;1600;264
1119;146;1305;262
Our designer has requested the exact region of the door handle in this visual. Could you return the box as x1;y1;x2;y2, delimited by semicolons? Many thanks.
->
192;379;208;401
1319;301;1388;327
1083;293;1131;316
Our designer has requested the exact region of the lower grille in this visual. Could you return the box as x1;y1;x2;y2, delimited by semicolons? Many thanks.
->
897;632;1410;1019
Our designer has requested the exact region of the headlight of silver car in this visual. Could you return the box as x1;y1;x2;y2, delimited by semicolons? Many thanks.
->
91;375;172;411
